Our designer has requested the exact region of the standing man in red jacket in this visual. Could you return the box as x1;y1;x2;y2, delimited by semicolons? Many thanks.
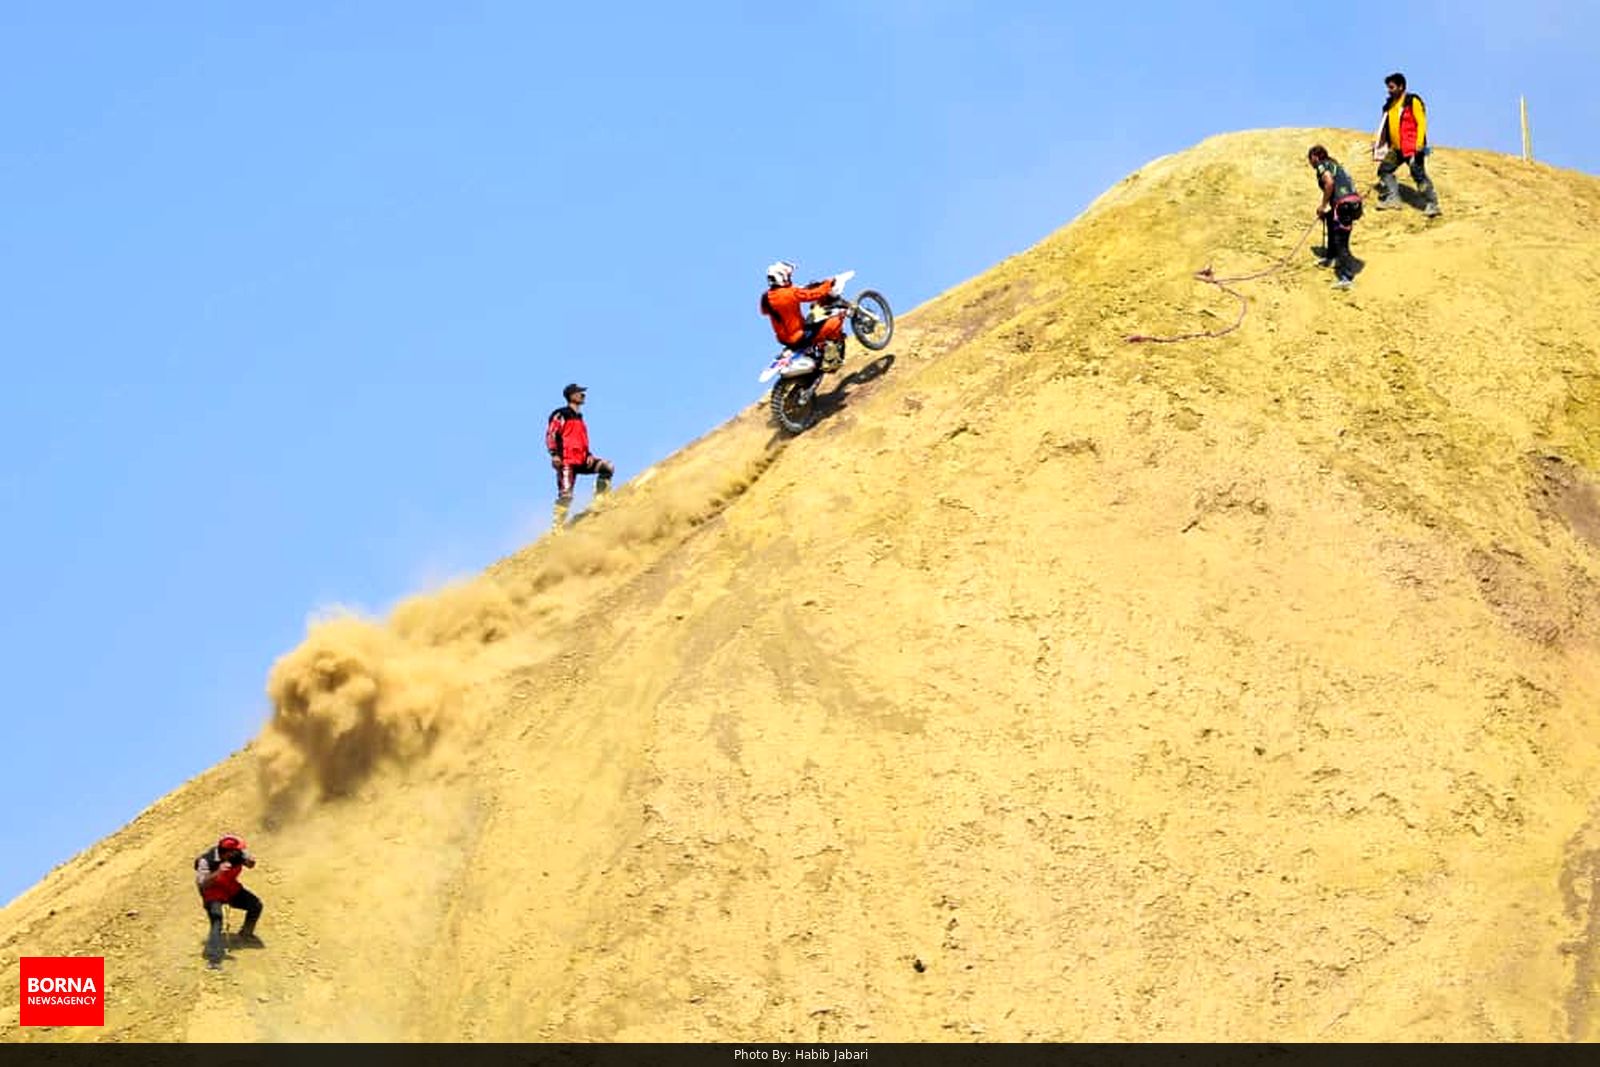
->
195;833;263;968
1373;72;1441;217
545;383;614;531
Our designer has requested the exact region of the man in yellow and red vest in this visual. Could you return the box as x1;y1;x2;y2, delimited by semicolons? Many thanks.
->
1373;71;1441;217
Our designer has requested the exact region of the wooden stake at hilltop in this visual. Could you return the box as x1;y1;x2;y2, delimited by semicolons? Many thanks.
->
1521;95;1533;162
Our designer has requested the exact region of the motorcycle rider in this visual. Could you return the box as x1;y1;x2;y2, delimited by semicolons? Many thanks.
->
760;261;846;368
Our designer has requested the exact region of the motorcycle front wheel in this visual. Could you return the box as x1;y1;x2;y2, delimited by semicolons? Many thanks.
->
851;290;894;351
770;376;819;435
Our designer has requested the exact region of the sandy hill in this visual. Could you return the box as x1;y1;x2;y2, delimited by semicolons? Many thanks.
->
5;127;1600;1042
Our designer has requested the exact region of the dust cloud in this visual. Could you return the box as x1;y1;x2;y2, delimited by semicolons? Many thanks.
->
254;444;775;810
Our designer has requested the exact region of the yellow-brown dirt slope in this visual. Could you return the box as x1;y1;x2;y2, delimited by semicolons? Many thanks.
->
5;128;1600;1042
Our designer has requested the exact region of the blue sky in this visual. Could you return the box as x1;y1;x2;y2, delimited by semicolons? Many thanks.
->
2;3;1596;904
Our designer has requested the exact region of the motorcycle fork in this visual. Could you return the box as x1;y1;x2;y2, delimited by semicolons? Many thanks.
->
799;370;824;403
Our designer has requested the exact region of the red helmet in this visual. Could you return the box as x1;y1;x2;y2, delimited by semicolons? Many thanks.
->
217;834;245;852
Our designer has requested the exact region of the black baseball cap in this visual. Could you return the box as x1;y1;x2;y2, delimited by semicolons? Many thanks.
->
563;383;587;400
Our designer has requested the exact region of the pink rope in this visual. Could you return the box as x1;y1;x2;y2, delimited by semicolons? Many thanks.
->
1126;217;1319;344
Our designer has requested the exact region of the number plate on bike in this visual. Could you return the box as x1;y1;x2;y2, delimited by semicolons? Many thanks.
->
759;352;793;383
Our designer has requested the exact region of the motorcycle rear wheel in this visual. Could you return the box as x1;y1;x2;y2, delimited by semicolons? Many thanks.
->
851;290;894;351
771;377;819;435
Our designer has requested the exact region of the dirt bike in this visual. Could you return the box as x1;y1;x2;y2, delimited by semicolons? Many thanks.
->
758;270;894;435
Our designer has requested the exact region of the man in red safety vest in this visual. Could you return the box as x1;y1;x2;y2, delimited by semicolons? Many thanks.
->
195;833;263;968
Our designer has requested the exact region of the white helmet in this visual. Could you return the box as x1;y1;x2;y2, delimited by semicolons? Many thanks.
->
765;260;795;287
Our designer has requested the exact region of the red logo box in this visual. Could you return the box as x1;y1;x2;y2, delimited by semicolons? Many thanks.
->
19;956;104;1026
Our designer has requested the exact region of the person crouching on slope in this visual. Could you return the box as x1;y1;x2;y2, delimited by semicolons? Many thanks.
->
760;260;846;369
196;834;263;967
1373;72;1441;217
1310;145;1363;291
546;383;614;531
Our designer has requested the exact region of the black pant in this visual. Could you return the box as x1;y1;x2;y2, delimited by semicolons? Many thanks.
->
555;457;615;504
203;888;263;960
1378;148;1437;205
1324;210;1355;282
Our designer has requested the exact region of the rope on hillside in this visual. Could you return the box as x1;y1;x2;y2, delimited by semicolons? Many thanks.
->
1125;217;1319;344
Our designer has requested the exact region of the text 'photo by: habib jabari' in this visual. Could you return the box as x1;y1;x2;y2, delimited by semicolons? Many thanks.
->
735;1049;869;1062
